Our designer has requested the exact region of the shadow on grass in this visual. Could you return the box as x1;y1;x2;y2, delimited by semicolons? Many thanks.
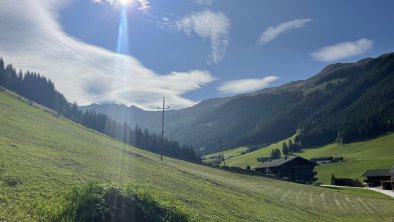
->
39;184;189;222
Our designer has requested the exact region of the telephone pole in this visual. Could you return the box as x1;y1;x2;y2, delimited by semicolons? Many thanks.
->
221;139;225;166
158;97;169;161
217;138;225;167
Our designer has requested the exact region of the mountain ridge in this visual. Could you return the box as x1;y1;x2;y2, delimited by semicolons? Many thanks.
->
81;52;394;152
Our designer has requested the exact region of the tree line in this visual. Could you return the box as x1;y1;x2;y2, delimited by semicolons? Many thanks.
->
0;58;201;163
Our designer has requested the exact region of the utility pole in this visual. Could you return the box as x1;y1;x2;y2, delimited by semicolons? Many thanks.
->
157;97;169;161
217;138;225;167
220;138;225;166
217;139;221;167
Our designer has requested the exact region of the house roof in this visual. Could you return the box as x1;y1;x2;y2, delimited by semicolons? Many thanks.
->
255;156;309;169
333;178;354;181
390;166;394;176
361;169;390;177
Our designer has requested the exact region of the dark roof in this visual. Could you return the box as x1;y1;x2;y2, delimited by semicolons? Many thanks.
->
310;156;333;161
361;169;390;177
255;156;309;169
333;178;354;181
390;166;394;176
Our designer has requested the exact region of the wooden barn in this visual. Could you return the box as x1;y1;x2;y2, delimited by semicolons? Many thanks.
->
331;176;362;187
382;166;394;190
255;156;316;184
361;169;391;187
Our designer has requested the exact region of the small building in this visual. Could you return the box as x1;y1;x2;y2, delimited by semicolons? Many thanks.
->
333;157;344;162
310;156;333;164
361;169;391;187
331;176;362;187
382;165;394;190
255;155;316;184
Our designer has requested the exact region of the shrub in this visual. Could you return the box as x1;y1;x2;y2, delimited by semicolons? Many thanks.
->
41;184;189;222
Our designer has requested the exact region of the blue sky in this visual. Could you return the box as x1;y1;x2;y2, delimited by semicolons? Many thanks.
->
0;0;393;109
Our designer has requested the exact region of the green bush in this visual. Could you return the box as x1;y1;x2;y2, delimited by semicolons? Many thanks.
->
41;184;189;222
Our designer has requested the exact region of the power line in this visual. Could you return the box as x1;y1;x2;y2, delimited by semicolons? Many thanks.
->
157;97;169;161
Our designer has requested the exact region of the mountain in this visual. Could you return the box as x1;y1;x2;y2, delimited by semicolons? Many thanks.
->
81;52;394;152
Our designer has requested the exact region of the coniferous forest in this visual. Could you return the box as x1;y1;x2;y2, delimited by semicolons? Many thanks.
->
0;58;201;163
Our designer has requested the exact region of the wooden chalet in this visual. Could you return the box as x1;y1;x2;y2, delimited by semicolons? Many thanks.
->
361;169;391;187
331;176;362;187
382;165;394;190
255;155;316;184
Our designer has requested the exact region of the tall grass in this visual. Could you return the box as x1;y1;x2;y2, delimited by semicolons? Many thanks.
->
38;184;189;222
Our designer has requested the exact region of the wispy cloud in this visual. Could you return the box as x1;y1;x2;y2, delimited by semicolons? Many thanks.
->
218;76;279;94
311;38;373;62
259;18;311;45
193;0;213;6
93;0;150;11
0;0;215;109
177;10;230;65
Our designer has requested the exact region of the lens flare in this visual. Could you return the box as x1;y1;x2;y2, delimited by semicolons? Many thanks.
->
119;0;132;6
116;7;129;54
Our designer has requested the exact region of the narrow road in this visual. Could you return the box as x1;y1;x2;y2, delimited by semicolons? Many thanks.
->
320;184;394;198
366;187;394;198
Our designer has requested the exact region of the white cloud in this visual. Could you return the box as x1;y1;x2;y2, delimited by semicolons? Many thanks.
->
177;10;230;64
259;18;311;45
193;0;213;6
311;38;373;62
218;76;279;94
0;0;215;109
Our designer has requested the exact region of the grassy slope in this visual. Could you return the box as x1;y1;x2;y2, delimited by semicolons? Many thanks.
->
0;90;393;221
299;137;394;184
223;138;292;169
203;146;248;164
214;134;394;185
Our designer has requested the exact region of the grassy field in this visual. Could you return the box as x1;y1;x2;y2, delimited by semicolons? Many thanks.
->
221;137;294;169
203;146;248;164
207;133;394;185
1;90;394;221
299;137;394;184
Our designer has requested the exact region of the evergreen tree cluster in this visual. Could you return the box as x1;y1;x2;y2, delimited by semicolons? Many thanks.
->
0;58;200;163
270;148;281;160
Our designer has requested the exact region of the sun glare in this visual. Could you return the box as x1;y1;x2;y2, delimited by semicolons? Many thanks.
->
119;0;132;6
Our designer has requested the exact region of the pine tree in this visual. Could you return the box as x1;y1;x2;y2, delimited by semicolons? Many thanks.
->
282;142;289;156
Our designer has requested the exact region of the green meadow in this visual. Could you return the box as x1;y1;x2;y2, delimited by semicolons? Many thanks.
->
208;132;394;185
1;90;394;221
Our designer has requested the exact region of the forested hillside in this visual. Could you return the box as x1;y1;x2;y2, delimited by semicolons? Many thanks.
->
83;53;394;152
0;58;200;162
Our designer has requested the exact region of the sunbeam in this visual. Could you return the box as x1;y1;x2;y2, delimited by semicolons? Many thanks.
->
116;7;130;55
